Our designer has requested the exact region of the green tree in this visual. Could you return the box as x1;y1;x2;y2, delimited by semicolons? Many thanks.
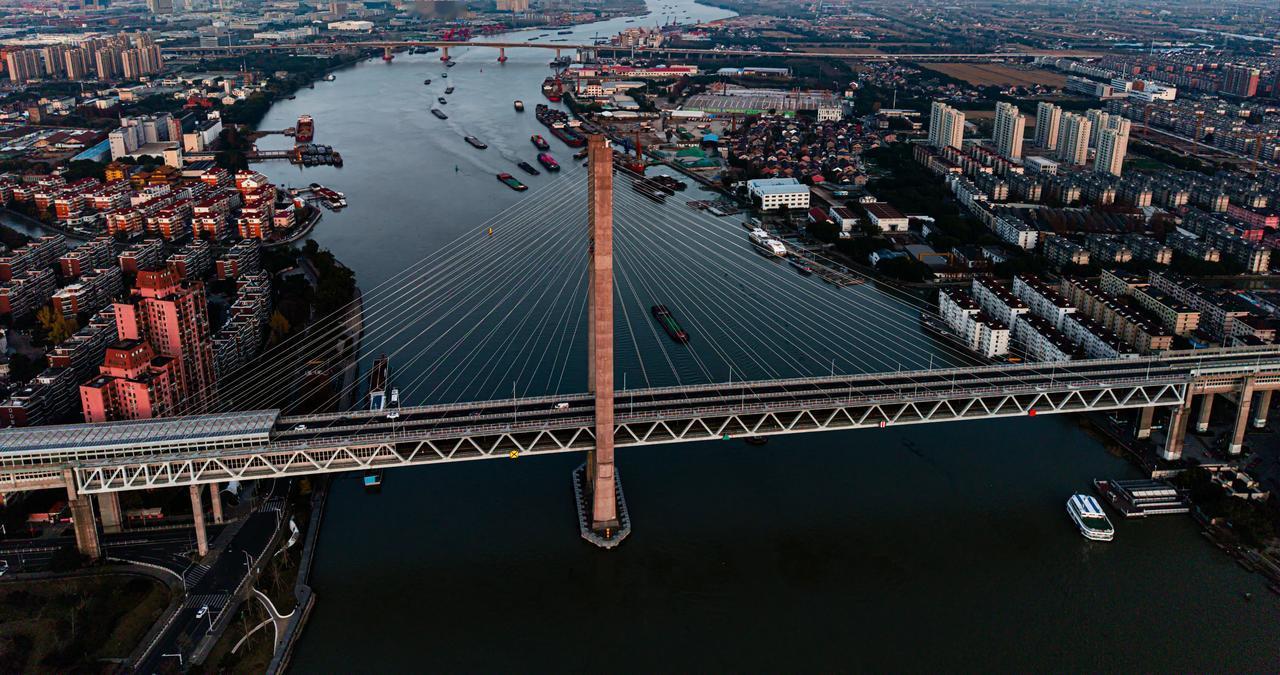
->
36;305;78;344
268;310;292;346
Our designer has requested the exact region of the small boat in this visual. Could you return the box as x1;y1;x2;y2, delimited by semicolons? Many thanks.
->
537;152;560;171
431;108;448;119
517;161;541;175
557;30;572;34
1067;494;1115;541
441;73;448;78
497;172;528;191
363;470;383;493
465;136;487;149
574;148;589;160
531;134;550;151
445;86;454;94
744;436;768;446
438;97;447;104
286;95;296;100
423;78;431;85
446;61;456;67
514;100;525;112
790;259;814;275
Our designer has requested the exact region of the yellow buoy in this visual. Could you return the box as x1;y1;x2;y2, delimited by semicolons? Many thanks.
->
509;450;519;459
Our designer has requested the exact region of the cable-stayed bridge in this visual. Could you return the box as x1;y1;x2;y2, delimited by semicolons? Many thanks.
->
4;136;1280;555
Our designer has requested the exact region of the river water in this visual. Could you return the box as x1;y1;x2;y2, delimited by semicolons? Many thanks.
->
253;2;1280;670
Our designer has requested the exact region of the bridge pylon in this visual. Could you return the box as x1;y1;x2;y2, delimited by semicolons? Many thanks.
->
576;133;629;548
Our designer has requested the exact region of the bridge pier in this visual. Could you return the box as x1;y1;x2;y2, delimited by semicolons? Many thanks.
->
1228;378;1255;455
191;484;209;557
440;46;450;61
64;469;101;561
497;47;507;63
1196;393;1215;433
1134;406;1155;439
210;481;224;524
1252;390;1272;429
98;492;123;534
1162;398;1190;461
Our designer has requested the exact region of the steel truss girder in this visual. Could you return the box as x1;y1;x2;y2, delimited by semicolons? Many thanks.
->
67;381;1185;494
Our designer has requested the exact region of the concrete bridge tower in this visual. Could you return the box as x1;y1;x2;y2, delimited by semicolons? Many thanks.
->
585;134;620;537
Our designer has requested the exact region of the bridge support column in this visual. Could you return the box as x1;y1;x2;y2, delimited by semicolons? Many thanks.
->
64;469;101;561
1134;406;1155;439
1228;378;1256;455
1162;399;1190;461
190;484;209;557
1252;390;1272;429
1195;393;1215;433
586;133;620;537
497;47;507;63
210;481;224;525
98;492;123;534
440;46;449;61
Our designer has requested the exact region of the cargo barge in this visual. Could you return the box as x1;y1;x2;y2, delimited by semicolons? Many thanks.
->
497;172;528;191
632;180;667;203
295;114;314;143
541;76;563;102
517;161;541;175
534;104;586;147
431;108;448;119
652;175;687;192
537;152;560;171
651;305;689;343
465;136;488;149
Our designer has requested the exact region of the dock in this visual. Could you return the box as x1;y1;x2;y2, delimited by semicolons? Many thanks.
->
1093;479;1190;518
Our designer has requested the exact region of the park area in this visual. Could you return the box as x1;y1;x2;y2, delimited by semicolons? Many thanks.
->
920;62;1068;88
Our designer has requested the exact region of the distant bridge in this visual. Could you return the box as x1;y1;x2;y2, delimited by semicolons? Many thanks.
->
163;39;1088;62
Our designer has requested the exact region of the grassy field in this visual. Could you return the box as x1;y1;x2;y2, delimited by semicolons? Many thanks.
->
0;574;171;670
920;63;1068;88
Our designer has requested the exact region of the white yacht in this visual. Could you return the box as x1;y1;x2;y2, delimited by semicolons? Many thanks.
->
1067;494;1115;541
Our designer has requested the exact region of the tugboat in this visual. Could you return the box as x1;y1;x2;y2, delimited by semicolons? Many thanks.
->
651;305;689;343
537;152;560;171
517;161;541;176
514;100;525;112
497;172;528;191
465;136;488;149
431;108;448;119
531;134;550;151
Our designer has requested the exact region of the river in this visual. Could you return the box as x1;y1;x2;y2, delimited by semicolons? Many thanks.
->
252;1;1280;670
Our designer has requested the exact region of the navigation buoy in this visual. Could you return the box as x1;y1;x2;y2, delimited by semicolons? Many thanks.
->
509;450;519;459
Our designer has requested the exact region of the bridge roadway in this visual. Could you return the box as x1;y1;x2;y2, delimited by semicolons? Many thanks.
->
162;40;1086;62
3;345;1279;495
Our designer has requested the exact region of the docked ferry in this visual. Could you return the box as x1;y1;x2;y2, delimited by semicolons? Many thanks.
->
1067;494;1115;541
749;228;787;257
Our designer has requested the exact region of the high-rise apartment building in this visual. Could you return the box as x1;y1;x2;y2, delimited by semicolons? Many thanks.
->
79;340;179;422
993;102;1026;159
1035;102;1061;151
1085;109;1115;148
111;268;216;412
928;101;965;150
1056;112;1092;166
1094;117;1131;177
1223;64;1260;98
5;49;44;83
